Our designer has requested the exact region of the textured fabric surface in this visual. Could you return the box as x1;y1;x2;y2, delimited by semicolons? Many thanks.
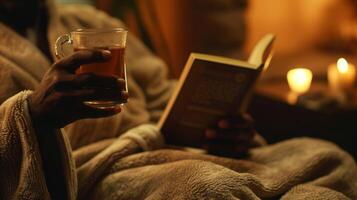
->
0;91;76;200
0;0;175;198
1;0;357;199
0;0;176;151
81;129;357;200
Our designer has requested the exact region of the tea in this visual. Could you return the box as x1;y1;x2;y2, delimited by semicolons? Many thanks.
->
55;28;128;110
74;46;127;110
75;47;125;79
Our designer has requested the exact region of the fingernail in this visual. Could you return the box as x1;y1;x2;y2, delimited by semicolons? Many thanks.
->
117;78;126;88
113;107;122;113
120;91;129;103
122;91;129;98
218;120;229;129
205;129;216;139
101;50;111;59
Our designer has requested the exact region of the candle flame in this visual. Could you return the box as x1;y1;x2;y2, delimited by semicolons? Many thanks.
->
337;58;349;73
294;69;309;83
287;68;313;94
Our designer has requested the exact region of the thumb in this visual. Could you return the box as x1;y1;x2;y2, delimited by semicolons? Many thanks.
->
54;49;111;73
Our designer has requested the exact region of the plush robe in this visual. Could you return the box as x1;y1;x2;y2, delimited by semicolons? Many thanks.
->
0;0;174;198
0;0;356;199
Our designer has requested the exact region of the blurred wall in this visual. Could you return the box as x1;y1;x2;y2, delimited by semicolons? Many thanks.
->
137;0;194;77
245;0;356;54
58;0;94;4
138;0;248;77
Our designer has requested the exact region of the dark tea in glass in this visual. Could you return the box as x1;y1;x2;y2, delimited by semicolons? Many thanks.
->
55;28;128;110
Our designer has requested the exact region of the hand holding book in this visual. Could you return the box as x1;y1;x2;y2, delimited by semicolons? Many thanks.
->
204;113;256;158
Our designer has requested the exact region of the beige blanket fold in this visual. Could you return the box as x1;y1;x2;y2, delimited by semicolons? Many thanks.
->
0;91;76;200
74;126;357;200
74;124;163;199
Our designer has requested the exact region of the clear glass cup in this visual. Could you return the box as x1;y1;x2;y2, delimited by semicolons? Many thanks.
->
55;28;128;110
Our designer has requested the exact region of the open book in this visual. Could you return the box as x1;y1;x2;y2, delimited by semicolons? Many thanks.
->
158;34;275;147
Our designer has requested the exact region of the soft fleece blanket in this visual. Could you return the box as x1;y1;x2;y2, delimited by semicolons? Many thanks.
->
74;124;357;200
0;0;356;199
2;93;356;199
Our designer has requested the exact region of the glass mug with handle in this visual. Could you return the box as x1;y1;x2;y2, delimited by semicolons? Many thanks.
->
55;28;128;110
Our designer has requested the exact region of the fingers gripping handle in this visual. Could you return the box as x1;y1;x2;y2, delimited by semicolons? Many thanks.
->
55;34;73;59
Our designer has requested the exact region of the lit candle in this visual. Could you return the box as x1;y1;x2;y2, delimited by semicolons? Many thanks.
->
287;68;313;94
328;58;356;93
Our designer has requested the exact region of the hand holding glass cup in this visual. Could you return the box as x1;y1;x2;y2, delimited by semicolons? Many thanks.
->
55;28;128;110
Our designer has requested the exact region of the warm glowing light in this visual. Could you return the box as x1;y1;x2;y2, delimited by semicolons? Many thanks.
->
337;58;349;74
287;68;313;94
328;58;356;93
